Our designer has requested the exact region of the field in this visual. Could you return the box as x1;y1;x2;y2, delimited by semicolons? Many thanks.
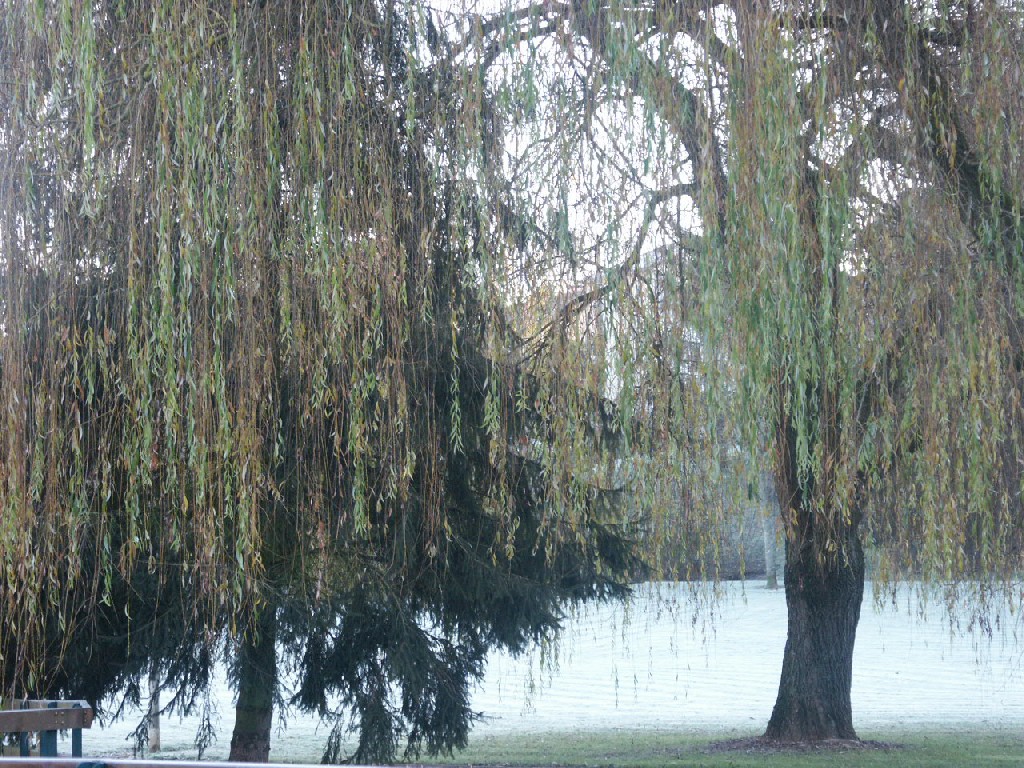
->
40;728;1024;767
420;728;1024;768
76;582;1023;763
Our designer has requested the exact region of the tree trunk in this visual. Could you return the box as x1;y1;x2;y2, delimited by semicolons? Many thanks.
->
229;608;278;763
147;666;160;753
760;472;780;589
764;529;865;740
761;513;778;590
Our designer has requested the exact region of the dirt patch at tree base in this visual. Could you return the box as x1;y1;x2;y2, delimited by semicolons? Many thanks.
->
703;737;901;755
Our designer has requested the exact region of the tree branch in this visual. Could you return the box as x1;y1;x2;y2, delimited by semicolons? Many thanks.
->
520;182;698;361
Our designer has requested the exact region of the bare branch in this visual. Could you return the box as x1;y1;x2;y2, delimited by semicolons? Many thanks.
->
520;181;698;361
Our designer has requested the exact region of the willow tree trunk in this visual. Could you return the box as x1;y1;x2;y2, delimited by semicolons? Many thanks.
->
764;527;865;740
229;609;278;762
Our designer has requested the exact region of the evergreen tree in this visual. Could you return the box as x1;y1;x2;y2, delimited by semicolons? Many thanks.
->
0;1;638;762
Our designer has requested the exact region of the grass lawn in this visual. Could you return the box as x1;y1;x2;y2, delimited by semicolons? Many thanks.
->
418;728;1024;767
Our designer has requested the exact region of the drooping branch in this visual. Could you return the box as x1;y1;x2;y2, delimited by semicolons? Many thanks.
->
572;5;729;234
520;182;699;361
871;0;1022;265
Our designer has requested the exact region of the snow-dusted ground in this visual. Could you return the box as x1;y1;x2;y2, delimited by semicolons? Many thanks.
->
72;582;1023;761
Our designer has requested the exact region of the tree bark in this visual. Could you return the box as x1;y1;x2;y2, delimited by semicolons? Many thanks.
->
764;528;865;740
229;608;278;763
147;666;160;753
761;512;778;590
760;472;780;589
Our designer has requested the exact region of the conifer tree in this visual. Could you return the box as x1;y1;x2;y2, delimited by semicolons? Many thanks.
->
0;2;637;761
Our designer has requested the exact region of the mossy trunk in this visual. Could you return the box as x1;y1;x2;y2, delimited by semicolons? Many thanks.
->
229;609;277;763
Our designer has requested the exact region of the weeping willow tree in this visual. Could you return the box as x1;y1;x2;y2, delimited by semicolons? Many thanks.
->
0;1;639;762
4;0;1022;754
466;0;1024;742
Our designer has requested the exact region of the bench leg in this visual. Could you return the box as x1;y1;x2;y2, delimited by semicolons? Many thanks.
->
40;729;57;756
72;702;84;757
40;702;58;756
19;701;29;756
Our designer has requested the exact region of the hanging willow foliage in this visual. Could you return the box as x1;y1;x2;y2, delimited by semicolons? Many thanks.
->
0;0;637;732
476;0;1024;594
470;0;1024;740
2;0;1022;749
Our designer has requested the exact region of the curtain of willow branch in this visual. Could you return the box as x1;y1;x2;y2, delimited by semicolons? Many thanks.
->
0;0;537;689
475;0;1024;597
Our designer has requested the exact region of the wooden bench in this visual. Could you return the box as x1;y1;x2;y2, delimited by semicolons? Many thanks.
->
0;701;93;758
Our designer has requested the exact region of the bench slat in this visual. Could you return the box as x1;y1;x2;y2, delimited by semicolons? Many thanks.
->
0;703;93;733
